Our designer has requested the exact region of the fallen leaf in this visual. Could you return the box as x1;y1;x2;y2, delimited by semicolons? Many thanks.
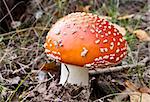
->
130;92;150;102
133;29;150;41
112;23;126;36
124;80;138;91
139;87;150;94
112;81;150;102
40;62;58;72
117;14;134;20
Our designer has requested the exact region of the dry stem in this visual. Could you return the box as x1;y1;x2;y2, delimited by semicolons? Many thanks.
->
89;57;149;75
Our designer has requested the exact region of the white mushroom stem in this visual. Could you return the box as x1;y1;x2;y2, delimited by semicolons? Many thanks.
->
59;63;89;86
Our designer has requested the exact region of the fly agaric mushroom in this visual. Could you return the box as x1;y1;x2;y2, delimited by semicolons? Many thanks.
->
44;12;127;86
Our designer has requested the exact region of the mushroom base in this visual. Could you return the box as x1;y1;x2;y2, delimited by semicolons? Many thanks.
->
59;63;89;86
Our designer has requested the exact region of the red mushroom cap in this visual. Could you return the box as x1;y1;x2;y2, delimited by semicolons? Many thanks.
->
44;12;127;68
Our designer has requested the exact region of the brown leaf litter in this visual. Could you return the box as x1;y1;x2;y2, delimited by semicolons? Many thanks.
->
21;80;90;101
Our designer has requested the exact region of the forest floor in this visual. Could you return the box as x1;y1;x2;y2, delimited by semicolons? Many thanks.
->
0;0;150;101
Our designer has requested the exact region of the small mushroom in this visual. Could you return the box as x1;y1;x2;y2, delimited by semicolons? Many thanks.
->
44;12;127;86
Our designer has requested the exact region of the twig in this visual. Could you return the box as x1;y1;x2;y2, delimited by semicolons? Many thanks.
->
0;28;30;36
6;72;31;102
89;63;145;75
12;62;29;74
21;76;54;101
93;92;141;102
2;0;14;22
0;27;50;36
0;49;10;63
148;42;150;57
89;57;149;75
41;16;53;35
0;1;24;23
